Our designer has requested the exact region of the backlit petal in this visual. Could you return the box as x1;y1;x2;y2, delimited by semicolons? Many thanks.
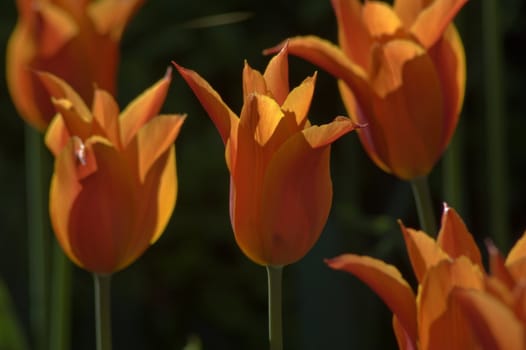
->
243;61;268;101
400;222;449;283
45;114;70;156
362;1;403;39
91;89;121;149
263;44;289;105
437;204;483;268
410;0;467;48
120;70;172;147
326;254;418;344
35;3;78;57
507;231;526;266
88;0;143;39
281;73;316;127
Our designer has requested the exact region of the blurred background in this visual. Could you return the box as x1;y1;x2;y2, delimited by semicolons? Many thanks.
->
1;0;526;349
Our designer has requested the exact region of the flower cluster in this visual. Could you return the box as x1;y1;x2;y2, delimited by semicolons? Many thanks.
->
327;205;526;349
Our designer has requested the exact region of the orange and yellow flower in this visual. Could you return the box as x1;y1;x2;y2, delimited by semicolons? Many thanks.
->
174;46;359;266
40;70;185;275
266;0;467;180
327;205;526;349
6;0;143;131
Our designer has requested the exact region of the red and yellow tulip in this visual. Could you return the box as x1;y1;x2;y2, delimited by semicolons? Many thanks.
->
40;70;185;275
266;0;467;180
327;205;526;349
174;47;359;266
6;0;143;131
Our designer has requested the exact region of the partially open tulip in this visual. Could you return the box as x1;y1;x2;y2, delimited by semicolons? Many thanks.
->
266;0;467;180
174;47;358;266
6;0;143;131
40;70;185;274
326;204;526;349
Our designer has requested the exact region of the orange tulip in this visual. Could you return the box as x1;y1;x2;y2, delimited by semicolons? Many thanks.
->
39;69;185;274
6;0;143;131
326;205;526;349
266;0;467;180
174;46;358;266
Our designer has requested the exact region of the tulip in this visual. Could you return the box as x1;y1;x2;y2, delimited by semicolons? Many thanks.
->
6;0;143;131
174;46;358;267
40;69;186;275
265;0;466;181
326;204;526;349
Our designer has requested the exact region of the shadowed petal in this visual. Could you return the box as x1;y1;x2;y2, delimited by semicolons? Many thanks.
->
450;288;526;350
326;254;418;344
487;241;516;289
331;0;372;72
418;257;484;350
35;3;78;57
243;61;268;101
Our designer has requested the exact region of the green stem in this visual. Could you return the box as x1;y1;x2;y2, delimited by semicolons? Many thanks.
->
24;125;49;350
410;176;437;235
94;274;112;350
266;265;283;350
49;243;72;350
482;0;509;250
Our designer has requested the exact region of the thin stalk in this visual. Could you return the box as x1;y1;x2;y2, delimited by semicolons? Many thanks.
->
410;176;437;235
443;125;465;213
24;125;49;350
94;274;112;350
482;0;509;250
266;266;283;350
49;243;72;350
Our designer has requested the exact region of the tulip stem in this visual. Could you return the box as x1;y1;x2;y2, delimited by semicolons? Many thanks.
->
94;274;112;350
267;265;283;350
410;176;437;235
24;125;49;350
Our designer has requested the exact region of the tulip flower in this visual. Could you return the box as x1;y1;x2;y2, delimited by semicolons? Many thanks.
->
326;204;526;349
39;69;185;275
6;0;143;131
266;0;467;181
174;46;358;267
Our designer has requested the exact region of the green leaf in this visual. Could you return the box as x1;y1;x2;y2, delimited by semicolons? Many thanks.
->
0;279;29;350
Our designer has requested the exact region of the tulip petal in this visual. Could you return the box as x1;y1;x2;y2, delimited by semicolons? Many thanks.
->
393;315;416;350
91;89;121;149
428;25;465;151
507;231;526;266
410;0;467;48
281;73;316;127
119;70;172;147
331;0;373;73
45;114;70;156
400;222;449;283
263;44;289;105
174;62;239;145
326;254;418;344
418;257;484;350
59;139;137;274
135;115;186;182
450;288;526;350
393;0;430;28
35;3;78;57
243;62;268;101
369;39;444;179
362;1;403;39
88;0;143;39
487;241;516;289
437;205;483;268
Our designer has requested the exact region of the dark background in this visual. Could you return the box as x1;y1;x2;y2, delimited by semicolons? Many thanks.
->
1;0;526;349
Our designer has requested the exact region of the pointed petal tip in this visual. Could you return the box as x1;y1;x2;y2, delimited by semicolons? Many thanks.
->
263;39;289;56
